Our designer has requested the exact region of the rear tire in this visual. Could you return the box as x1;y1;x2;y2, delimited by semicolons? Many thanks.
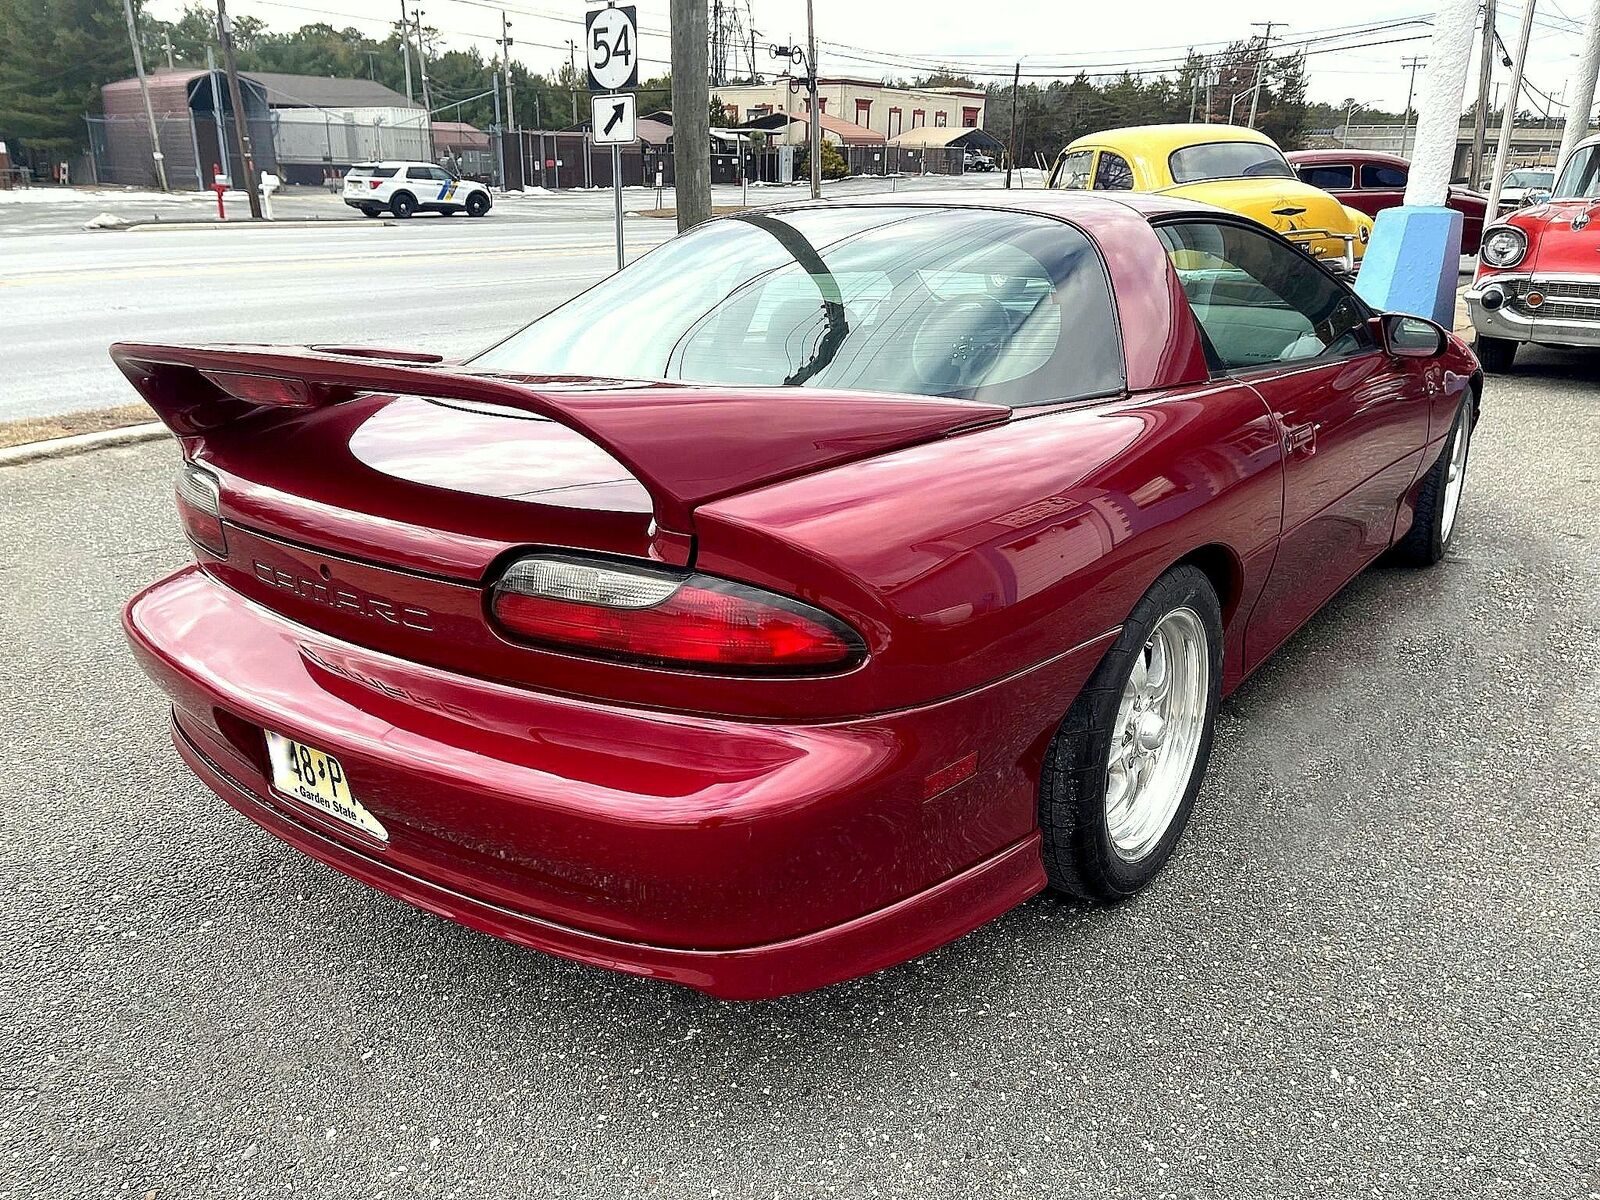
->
359;205;382;218
1039;565;1223;902
1476;335;1517;373
1393;392;1475;566
465;192;490;217
390;191;416;219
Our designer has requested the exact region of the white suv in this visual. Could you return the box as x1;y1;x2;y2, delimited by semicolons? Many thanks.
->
343;161;492;219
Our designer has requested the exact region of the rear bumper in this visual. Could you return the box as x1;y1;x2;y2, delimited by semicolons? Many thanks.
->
125;566;1091;999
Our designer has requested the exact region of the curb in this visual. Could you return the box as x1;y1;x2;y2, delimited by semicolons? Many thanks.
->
112;217;383;232
0;422;168;466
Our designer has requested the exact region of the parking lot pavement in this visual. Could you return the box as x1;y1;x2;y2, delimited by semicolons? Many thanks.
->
1;350;1596;1199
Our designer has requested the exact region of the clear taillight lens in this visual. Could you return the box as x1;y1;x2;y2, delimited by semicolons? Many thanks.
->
175;463;227;557
490;553;864;673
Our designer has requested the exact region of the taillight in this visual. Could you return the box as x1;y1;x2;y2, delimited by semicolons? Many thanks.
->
490;553;864;673
175;463;227;557
368;180;382;189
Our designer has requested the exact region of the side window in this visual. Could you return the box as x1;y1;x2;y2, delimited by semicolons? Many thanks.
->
1050;149;1094;190
1155;220;1373;371
1360;163;1408;189
1092;152;1134;191
1296;163;1354;190
406;167;431;181
429;167;454;182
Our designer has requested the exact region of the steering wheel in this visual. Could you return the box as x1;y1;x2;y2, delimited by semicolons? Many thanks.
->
910;297;1013;392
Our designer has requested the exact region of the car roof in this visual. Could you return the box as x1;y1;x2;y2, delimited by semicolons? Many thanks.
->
350;161;440;168
1286;149;1408;168
1065;123;1277;157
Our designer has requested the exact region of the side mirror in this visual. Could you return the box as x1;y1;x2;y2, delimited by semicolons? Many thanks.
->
1375;313;1447;359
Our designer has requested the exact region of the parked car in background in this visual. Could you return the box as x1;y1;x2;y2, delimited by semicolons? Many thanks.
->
1489;167;1555;214
1287;149;1488;254
1049;124;1373;272
1466;134;1600;372
342;161;492;219
964;150;996;172
116;191;1477;1000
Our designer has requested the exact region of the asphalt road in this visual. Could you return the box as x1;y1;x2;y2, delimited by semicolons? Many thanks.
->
0;174;1022;424
1;346;1596;1198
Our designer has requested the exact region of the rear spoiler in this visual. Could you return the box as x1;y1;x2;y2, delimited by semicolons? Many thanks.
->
110;342;1010;535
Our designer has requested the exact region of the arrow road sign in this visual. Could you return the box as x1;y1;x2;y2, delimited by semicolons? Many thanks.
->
591;92;637;146
586;4;639;92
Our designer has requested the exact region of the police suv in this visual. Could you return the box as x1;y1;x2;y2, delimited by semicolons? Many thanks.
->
343;161;493;219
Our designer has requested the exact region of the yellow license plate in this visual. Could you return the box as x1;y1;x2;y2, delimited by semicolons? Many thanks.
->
264;732;388;841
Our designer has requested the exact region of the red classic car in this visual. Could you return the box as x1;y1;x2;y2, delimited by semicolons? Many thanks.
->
1466;133;1600;372
1287;149;1489;254
118;192;1481;1000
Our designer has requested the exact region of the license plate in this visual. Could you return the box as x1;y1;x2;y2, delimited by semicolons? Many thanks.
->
264;732;388;841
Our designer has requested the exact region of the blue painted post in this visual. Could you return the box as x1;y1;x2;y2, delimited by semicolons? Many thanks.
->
1354;0;1479;325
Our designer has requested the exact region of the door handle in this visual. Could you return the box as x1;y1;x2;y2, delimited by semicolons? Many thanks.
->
1284;422;1317;457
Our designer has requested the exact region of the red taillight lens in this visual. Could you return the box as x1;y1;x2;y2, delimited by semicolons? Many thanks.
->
368;180;382;189
175;463;227;557
491;554;864;673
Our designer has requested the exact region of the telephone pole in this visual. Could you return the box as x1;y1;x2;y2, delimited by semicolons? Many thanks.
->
1246;21;1280;128
1488;0;1536;214
1469;0;1498;185
413;9;435;160
119;0;169;192
670;0;712;228
499;12;517;187
1005;61;1020;188
163;31;175;70
1400;56;1426;156
806;0;820;200
398;0;414;104
216;0;260;216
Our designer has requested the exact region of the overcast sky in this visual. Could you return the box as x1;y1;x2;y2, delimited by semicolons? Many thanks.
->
147;0;1590;117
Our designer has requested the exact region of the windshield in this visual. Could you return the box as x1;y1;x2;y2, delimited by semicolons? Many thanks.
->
1169;142;1295;184
473;206;1124;406
1551;152;1597;199
1506;169;1554;189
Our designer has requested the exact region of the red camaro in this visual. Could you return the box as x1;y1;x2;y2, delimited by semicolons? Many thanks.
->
119;192;1481;1000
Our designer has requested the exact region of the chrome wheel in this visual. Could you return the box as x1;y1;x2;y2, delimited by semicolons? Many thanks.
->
1105;607;1210;862
1440;410;1472;542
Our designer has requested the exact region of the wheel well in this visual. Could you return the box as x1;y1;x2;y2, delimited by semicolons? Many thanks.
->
1173;543;1242;622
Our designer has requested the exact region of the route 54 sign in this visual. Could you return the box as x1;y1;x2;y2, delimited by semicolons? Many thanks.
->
586;4;639;92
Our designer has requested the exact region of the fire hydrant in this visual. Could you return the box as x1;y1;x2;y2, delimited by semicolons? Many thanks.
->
258;171;280;221
211;162;230;219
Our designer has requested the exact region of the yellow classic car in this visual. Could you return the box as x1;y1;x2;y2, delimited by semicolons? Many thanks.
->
1048;124;1372;271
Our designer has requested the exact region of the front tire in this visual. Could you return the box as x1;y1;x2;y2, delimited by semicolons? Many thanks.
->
465;192;490;217
1039;565;1223;902
1393;393;1475;566
390;191;416;219
1476;335;1517;373
359;205;382;218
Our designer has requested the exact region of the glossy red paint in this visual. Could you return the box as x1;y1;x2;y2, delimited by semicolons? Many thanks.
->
1286;149;1489;254
118;191;1482;999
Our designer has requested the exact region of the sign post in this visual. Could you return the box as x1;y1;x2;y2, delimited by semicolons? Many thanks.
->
586;3;639;271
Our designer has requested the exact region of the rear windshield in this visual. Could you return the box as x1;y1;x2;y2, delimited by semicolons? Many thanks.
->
473;206;1124;406
350;165;397;178
1169;142;1294;183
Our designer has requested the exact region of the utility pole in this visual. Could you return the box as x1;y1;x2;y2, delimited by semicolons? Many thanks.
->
216;0;260;216
670;0;712;228
1558;0;1600;174
805;0;820;200
398;0;414;103
1188;50;1198;122
206;46;229;181
119;0;169;192
568;39;579;127
1005;61;1020;188
1469;0;1497;185
163;31;175;70
413;10;435;160
1488;0;1536;214
499;12;517;188
1400;56;1426;156
1247;21;1280;128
